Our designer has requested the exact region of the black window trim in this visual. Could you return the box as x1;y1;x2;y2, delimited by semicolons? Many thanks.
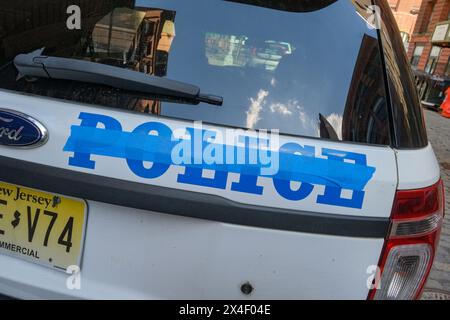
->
374;0;429;150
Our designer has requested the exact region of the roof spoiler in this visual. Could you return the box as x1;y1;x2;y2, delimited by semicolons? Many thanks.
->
226;0;338;12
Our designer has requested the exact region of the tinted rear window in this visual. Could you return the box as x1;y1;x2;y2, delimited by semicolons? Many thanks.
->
0;0;390;145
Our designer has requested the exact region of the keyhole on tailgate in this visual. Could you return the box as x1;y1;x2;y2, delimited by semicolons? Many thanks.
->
240;282;253;295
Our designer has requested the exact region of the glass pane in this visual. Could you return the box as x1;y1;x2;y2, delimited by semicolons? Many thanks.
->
0;0;390;145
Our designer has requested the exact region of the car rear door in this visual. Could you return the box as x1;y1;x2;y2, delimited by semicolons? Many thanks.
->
0;0;398;299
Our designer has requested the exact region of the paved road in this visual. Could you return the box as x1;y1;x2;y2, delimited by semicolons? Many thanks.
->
422;109;450;300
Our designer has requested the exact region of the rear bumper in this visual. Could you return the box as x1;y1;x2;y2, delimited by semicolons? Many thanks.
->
0;199;385;299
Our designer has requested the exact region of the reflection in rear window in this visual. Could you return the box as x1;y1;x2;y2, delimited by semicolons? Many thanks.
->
0;0;390;145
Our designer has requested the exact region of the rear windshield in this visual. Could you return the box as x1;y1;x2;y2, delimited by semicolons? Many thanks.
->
0;0;391;145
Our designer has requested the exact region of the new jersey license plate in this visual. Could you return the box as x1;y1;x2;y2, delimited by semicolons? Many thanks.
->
0;181;87;271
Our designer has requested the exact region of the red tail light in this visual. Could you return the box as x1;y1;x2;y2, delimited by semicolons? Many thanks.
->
368;179;445;300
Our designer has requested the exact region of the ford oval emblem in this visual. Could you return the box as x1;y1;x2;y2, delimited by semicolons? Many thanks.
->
0;109;48;148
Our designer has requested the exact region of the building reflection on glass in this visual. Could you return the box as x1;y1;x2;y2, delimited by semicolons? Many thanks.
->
318;33;389;145
85;6;176;114
205;33;292;72
0;0;177;115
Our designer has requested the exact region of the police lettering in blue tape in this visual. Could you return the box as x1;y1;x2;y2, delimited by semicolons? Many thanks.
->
63;112;376;209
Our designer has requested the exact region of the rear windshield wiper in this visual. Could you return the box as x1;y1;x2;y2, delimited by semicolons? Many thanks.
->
227;0;337;12
13;48;223;106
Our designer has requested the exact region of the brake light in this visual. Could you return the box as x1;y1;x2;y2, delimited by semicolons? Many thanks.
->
368;180;445;300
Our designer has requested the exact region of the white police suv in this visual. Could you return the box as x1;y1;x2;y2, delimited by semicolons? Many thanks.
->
0;0;445;299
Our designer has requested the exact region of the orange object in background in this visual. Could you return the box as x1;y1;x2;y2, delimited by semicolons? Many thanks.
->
440;87;450;118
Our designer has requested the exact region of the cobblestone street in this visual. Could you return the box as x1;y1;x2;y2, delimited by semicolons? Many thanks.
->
422;110;450;300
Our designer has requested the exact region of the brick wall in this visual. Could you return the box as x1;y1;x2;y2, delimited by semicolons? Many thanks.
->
436;47;450;74
408;0;450;76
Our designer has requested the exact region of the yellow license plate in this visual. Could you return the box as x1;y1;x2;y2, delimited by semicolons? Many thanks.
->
0;181;87;271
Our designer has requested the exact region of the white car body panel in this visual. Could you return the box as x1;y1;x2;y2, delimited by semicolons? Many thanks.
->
395;145;441;190
0;91;397;217
0;90;397;299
